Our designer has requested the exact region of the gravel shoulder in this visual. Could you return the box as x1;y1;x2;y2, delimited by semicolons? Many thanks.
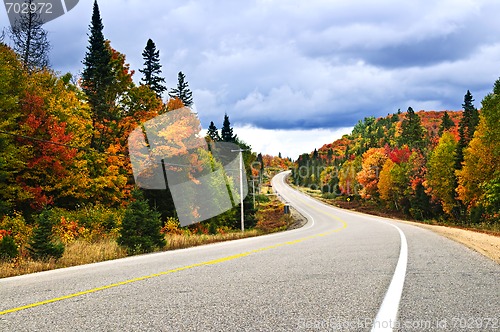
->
397;220;500;264
282;181;499;264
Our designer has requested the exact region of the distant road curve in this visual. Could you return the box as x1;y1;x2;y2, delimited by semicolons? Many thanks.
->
0;171;498;331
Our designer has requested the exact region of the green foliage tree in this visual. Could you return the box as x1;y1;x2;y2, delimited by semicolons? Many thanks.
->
438;111;454;136
221;113;236;142
139;39;166;98
0;44;29;215
398;107;425;149
81;0;114;151
168;71;193;107
8;0;51;71
118;189;166;254
28;210;65;261
426;132;458;216
456;90;480;168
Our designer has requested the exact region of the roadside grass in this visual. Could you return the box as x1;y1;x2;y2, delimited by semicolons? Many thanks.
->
163;230;262;251
1;194;295;278
0;232;266;279
0;239;127;279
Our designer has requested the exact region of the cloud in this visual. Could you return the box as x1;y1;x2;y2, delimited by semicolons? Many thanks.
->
234;125;353;159
6;0;499;157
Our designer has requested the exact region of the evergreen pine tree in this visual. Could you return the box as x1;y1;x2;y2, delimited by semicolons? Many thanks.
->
207;121;220;141
327;149;333;161
221;113;236;142
312;149;318;159
139;39;166;98
168;71;193;107
438;111;454;136
8;0;51;71
118;189;166;255
81;0;114;151
28;210;64;261
456;90;480;168
0;236;18;261
399;107;425;149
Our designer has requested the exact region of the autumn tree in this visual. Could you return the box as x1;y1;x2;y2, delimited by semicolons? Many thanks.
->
169;71;193;107
106;41;135;116
457;80;500;222
378;154;410;211
139;39;166;98
338;157;361;196
378;159;395;205
357;148;387;199
81;0;114;151
16;89;77;211
0;44;28;214
221;113;236;142
456;90;480;168
398;107;425;150
426;132;458;216
8;0;51;71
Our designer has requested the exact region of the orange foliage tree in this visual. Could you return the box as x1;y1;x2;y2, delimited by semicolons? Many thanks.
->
357;148;387;199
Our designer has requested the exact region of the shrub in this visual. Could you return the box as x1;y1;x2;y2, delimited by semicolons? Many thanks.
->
53;216;86;244
118;189;166;255
208;222;218;235
160;217;183;235
0;212;33;248
255;202;288;232
0;235;18;261
47;205;122;236
28;210;65;261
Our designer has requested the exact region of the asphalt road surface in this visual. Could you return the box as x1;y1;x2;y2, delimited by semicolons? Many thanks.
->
1;171;498;331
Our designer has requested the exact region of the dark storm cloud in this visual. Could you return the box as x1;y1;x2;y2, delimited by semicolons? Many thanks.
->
3;0;500;155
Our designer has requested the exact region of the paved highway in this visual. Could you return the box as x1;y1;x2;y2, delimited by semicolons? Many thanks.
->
1;171;498;331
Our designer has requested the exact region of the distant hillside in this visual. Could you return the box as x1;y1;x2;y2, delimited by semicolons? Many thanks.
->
313;110;462;163
290;94;500;230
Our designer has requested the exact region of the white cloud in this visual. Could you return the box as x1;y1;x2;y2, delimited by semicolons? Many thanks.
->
234;125;353;158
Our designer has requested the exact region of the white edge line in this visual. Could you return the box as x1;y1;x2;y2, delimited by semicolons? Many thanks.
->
273;171;408;331
371;223;408;332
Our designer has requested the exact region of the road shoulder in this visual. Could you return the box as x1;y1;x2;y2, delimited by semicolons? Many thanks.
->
395;220;500;264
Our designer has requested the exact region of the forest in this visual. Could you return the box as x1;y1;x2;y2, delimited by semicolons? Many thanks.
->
292;88;500;230
0;1;294;273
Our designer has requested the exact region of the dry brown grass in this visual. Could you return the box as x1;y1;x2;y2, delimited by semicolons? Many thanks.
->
0;239;127;279
164;230;261;251
0;231;269;278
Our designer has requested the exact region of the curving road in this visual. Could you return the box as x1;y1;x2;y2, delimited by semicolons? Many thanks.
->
1;171;498;331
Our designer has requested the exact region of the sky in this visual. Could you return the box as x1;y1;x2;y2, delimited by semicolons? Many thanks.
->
2;0;500;158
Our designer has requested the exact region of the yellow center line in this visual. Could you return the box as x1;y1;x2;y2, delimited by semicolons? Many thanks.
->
0;195;347;317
